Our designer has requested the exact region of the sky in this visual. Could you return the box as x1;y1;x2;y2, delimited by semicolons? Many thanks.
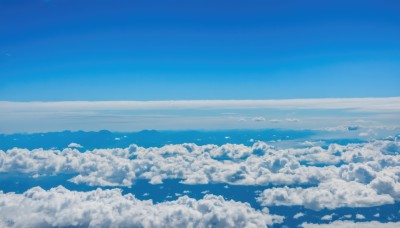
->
1;2;400;227
0;0;400;133
1;0;400;101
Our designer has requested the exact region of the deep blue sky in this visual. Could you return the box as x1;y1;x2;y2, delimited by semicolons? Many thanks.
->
1;0;400;101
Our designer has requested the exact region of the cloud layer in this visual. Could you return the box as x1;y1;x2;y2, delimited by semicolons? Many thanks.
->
2;97;400;112
2;98;399;133
302;220;400;228
0;186;282;228
1;140;399;210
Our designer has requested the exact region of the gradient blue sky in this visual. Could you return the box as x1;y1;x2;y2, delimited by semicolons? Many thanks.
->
1;0;400;101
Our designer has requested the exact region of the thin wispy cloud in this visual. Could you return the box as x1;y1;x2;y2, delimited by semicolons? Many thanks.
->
1;97;400;112
1;98;399;133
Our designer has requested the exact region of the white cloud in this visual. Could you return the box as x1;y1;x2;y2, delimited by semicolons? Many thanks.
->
2;98;399;133
294;212;305;219
342;214;352;219
1;140;400;211
0;186;283;228
321;214;335;221
269;119;281;123
301;221;400;228
1;141;399;186
251;116;266;122
1;97;400;112
67;142;82;148
355;214;365;219
256;179;394;210
359;129;377;137
300;141;317;147
0;141;338;187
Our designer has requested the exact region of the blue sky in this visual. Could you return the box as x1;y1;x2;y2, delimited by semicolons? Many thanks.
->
1;0;400;101
1;2;400;227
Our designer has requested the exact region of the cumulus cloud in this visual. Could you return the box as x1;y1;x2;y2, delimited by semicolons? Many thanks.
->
256;179;394;210
0;142;336;187
1;140;400;211
67;142;82;148
294;212;305;219
355;214;365;219
255;140;400;211
1;141;399;185
301;221;400;228
321;214;335;221
359;129;377;137
0;186;283;228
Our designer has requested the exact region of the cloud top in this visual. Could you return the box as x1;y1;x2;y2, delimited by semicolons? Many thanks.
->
1;140;400;211
0;186;283;228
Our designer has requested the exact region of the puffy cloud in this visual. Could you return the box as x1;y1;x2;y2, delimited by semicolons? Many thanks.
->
301;221;400;228
256;179;394;210
381;141;400;155
0;186;283;228
0;139;400;222
1;140;399;209
255;140;400;210
67;142;82;148
0;142;336;187
294;212;305;219
355;214;365;220
359;129;377;137
321;214;335;221
369;167;400;199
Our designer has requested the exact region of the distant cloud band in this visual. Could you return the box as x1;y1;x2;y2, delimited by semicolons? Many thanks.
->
1;97;400;112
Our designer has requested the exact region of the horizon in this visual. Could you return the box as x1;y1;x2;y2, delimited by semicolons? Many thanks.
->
1;97;399;133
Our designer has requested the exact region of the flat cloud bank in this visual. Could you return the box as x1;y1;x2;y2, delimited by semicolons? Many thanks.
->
1;97;400;112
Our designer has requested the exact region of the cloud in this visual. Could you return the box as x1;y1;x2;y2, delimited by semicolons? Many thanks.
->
0;186;283;228
269;119;281;123
251;116;266;122
301;221;400;228
1;141;399;187
1;140;400;211
2;98;399;133
359;129;377;137
321;214;335;221
256;179;394;210
355;214;365;219
294;212;305;219
0;142;339;187
67;142;82;148
1;97;400;112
